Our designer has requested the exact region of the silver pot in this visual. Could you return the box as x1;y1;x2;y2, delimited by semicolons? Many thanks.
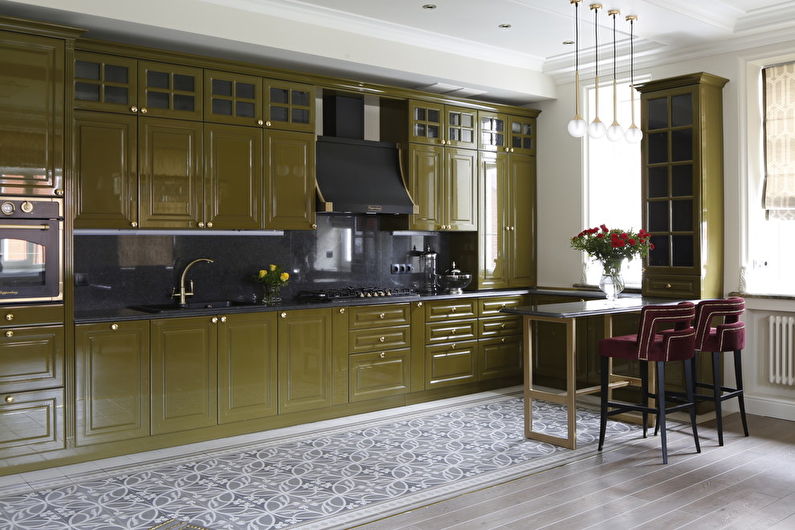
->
438;261;472;294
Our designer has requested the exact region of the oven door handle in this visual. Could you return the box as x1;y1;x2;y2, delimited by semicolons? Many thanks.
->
0;224;51;230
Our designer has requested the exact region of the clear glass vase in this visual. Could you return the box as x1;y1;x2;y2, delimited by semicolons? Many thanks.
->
598;261;625;301
261;284;282;305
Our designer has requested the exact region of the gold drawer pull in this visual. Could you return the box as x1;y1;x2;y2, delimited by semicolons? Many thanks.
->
451;307;457;312
4;396;14;403
379;336;386;343
417;302;423;307
131;221;138;228
140;107;148;114
501;323;506;329
501;338;506;343
379;352;386;359
110;323;119;331
339;308;345;314
379;313;385;319
280;312;287;318
4;330;13;338
220;316;227;323
130;106;138;113
211;317;218;323
4;313;13;321
257;119;264;126
450;328;456;334
450;343;456;349
665;283;672;289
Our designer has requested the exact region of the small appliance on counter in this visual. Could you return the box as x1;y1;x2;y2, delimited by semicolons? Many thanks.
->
438;261;472;295
420;245;438;294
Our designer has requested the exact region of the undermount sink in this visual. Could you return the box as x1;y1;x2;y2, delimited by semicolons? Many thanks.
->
130;300;251;313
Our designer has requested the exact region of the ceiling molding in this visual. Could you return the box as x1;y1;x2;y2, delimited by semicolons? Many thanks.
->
645;0;742;32
735;2;795;33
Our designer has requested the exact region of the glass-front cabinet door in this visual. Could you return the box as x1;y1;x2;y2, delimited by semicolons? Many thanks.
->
509;116;536;155
409;101;444;145
478;152;509;289
445;106;478;149
74;52;138;114
138;61;203;121
204;70;262;126
263;80;314;132
479;112;507;152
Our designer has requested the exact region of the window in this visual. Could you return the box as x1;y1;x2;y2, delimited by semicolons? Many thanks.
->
583;82;642;286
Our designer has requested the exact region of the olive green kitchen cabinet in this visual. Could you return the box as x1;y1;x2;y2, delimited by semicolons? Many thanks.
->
204;123;263;230
218;312;278;424
74;52;203;121
264;80;314;133
0;387;64;458
408;101;478;150
75;321;150;445
265;129;317;230
73;110;138;229
349;348;411;403
277;308;334;414
638;73;727;299
477;151;536;289
406;144;477;232
0;325;64;393
479;336;522;381
204;69;262;127
0;30;65;196
150;316;218;435
478;111;507;152
509;115;536;156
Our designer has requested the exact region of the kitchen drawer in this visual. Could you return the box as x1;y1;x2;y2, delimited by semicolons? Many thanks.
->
643;274;699;298
478;316;521;338
426;318;477;343
479;336;522;381
348;325;411;353
425;299;477;321
0;325;64;393
478;295;525;317
425;340;477;388
348;304;410;329
0;305;63;328
0;387;65;457
349;348;410;402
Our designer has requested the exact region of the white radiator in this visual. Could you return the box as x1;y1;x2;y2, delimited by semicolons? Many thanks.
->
769;315;795;386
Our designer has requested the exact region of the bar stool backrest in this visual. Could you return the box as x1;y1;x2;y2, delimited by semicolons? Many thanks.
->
694;297;746;352
637;302;696;362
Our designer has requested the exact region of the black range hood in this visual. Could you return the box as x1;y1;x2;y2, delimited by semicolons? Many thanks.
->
315;135;417;215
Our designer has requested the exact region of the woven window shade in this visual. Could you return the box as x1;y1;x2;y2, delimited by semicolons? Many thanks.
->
764;62;795;220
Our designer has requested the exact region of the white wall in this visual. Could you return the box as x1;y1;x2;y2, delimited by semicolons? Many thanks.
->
536;40;795;421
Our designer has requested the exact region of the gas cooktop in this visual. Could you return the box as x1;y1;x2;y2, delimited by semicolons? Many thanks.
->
295;286;418;303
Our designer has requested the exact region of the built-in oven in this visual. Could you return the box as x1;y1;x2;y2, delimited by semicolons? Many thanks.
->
0;198;63;304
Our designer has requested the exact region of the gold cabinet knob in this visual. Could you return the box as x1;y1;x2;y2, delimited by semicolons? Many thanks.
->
140;107;148;114
130;106;139;113
501;323;506;329
504;147;510;152
417;302;423;307
379;352;386;359
280;312;287;318
440;139;446;145
110;323;119;331
510;147;515;152
197;221;205;228
257;119;264;126
450;343;456;349
130;221;138;228
4;313;13;321
379;336;386;343
4;396;13;403
4;330;13;338
211;317;218;323
665;283;672;288
450;328;456;334
220;316;227;323
55;188;64;197
265;120;272;127
379;313;385;319
501;337;506;343
207;222;213;228
450;306;457;312
311;223;318;229
339;308;345;314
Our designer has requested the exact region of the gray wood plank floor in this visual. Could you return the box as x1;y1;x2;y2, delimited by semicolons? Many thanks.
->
358;413;795;529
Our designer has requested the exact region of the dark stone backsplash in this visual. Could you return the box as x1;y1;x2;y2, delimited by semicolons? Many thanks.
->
74;215;467;311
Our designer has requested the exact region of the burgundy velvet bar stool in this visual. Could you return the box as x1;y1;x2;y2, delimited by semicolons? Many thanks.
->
692;297;748;446
598;302;701;464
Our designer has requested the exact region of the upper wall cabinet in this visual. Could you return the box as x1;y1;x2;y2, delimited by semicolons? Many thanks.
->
408;101;478;149
0;30;65;196
73;53;203;121
204;69;262;127
509;115;536;156
478;111;507;152
264;80;315;132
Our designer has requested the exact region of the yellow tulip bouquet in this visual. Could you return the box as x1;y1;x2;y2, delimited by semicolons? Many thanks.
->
255;264;290;304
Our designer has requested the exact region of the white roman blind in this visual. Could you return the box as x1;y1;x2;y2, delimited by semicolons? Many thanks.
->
763;62;795;220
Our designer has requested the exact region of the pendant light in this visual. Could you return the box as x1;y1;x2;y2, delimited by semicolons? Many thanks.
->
566;0;587;138
624;14;643;143
605;9;624;141
587;3;606;139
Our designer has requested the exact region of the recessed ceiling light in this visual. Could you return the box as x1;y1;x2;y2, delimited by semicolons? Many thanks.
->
563;40;574;45
422;4;437;9
498;23;512;29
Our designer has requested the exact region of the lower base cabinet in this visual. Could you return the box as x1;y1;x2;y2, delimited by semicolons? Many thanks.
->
0;388;64;457
426;340;478;388
479;336;522;381
349;348;411;402
75;321;150;445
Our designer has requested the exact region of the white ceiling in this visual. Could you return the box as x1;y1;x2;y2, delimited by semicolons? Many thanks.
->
2;0;795;104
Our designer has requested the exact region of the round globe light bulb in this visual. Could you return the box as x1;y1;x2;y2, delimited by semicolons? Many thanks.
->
567;118;587;138
606;123;624;142
625;124;643;143
588;118;606;139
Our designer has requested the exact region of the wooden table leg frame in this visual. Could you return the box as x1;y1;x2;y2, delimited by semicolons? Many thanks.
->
522;313;644;449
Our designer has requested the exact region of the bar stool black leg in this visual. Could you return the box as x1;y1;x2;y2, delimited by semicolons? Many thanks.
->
684;359;701;453
690;356;698;395
656;362;668;464
640;360;649;438
599;356;609;451
712;351;724;446
734;349;749;437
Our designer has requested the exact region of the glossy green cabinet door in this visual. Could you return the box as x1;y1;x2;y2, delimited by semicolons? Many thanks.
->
478;336;522;381
277;308;333;414
0;388;64;458
509;116;536;155
349;348;410;402
0;325;63;393
445;147;477;231
264;80;314;132
478;152;509;289
0;30;63;196
264;130;316;230
204;123;263;230
508;154;536;287
204;70;262;127
408;144;444;231
138;61;203;121
408;100;444;145
73;110;138;229
478;111;507;152
139;118;204;228
151;316;218;435
425;340;478;389
74;52;138;114
218;313;277;424
75;321;150;445
445;105;478;150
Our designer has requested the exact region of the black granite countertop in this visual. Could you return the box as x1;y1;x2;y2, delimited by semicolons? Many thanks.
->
73;288;605;324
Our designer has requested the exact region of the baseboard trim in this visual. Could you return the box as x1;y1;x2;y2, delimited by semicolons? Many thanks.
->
730;395;795;421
